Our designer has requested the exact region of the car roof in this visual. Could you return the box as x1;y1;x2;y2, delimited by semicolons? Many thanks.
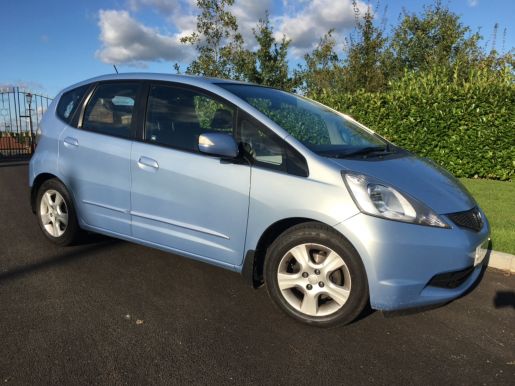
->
60;73;249;94
56;72;307;151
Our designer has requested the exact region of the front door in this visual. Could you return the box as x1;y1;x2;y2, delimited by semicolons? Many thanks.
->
130;83;250;266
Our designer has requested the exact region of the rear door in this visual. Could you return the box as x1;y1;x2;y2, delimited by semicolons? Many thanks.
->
59;81;142;235
130;83;251;266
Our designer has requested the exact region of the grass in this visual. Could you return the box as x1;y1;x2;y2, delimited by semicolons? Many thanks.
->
460;178;515;255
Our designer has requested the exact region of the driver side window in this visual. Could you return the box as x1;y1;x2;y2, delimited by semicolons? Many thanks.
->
145;85;235;152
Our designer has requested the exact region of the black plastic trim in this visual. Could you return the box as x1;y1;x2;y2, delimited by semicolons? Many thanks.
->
446;207;483;233
241;250;255;286
241;250;264;288
428;266;476;289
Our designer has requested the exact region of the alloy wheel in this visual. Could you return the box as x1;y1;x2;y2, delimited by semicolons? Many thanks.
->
39;189;68;238
277;243;352;317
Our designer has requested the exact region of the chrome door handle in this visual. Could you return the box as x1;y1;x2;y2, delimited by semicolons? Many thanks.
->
138;156;159;170
63;137;79;147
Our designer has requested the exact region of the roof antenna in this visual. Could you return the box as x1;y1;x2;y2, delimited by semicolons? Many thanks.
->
113;65;119;74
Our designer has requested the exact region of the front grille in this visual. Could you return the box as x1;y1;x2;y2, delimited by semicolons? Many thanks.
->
428;266;476;289
447;207;483;232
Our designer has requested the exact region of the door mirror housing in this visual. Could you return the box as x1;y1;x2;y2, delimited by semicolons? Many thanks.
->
198;133;239;158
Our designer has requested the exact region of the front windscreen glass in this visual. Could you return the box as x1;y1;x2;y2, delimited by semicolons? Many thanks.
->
217;83;388;158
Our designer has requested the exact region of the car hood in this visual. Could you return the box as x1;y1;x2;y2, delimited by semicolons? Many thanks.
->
329;154;476;214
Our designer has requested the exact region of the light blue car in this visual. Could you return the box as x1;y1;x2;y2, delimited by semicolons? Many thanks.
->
29;74;490;326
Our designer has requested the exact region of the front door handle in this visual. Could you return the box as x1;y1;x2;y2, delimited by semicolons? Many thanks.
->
138;156;159;171
63;137;79;147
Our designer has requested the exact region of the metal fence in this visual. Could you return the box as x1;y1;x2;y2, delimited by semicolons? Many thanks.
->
0;87;53;160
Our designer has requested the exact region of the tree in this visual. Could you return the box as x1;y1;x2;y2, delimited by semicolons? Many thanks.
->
388;1;482;77
344;1;388;92
181;0;246;79
243;12;296;90
297;30;344;96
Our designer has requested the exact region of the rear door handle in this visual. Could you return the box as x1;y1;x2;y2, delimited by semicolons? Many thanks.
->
138;156;159;171
63;137;79;147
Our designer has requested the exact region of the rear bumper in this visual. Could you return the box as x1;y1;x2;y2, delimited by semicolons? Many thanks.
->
334;211;490;311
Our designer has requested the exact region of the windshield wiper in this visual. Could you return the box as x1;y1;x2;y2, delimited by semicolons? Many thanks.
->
319;146;391;159
345;145;388;156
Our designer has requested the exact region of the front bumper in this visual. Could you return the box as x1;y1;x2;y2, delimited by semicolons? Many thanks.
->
335;211;490;311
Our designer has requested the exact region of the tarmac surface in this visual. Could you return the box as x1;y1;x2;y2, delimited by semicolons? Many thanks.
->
0;163;514;385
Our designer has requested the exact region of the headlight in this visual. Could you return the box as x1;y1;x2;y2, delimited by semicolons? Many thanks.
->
342;172;449;228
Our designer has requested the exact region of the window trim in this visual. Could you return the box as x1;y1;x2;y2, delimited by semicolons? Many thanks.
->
77;80;144;140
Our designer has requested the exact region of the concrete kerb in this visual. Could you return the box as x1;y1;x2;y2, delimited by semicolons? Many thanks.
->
488;250;515;273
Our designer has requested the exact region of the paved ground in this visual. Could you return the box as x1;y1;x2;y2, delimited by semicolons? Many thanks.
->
0;163;514;385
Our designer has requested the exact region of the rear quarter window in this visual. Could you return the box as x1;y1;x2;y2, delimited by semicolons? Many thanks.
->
56;85;90;125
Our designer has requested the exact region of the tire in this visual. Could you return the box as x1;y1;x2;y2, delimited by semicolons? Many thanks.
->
264;222;369;327
36;178;81;246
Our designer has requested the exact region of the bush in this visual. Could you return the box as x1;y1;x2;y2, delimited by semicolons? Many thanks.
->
314;66;515;180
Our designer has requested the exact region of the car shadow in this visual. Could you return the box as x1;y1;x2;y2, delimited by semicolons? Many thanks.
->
494;291;515;309
352;301;376;323
0;238;121;284
77;232;114;245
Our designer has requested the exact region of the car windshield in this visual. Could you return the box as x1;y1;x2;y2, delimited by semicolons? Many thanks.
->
217;84;388;157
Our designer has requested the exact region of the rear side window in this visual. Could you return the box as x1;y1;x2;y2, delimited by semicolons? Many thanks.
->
56;85;89;125
82;83;140;139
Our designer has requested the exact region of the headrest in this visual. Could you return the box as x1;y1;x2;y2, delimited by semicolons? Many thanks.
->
211;109;233;129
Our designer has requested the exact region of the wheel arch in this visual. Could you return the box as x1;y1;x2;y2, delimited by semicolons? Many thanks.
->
242;217;327;288
31;173;65;213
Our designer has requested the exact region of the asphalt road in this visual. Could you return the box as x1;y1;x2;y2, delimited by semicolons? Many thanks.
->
0;163;514;385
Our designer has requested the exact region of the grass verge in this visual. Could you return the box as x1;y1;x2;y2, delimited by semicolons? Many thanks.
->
460;178;515;255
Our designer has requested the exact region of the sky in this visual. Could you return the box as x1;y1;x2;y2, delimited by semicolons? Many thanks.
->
1;0;513;97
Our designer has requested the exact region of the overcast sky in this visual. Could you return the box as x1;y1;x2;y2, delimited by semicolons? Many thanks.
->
1;0;514;97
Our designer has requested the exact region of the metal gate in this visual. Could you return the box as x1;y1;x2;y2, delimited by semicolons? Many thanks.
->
0;87;53;160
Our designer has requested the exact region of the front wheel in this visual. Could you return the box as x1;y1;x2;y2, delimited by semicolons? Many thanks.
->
36;179;81;246
264;222;369;327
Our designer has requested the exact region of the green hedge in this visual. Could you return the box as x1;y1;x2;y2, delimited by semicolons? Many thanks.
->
314;67;515;180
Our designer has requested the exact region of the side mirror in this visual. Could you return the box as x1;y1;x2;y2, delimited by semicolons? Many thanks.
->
198;132;239;158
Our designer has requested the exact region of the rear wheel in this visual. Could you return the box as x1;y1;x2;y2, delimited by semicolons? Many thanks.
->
36;179;81;246
265;222;368;327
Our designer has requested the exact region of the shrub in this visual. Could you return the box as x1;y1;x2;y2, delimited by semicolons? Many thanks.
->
314;66;515;180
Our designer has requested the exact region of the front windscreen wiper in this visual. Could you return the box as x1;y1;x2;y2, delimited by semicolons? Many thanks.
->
342;146;389;157
318;146;393;159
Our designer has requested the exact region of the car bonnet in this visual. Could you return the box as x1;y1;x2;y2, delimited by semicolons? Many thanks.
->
329;154;477;214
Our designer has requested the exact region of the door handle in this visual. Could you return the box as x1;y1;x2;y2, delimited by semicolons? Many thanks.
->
63;137;79;147
138;156;159;171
